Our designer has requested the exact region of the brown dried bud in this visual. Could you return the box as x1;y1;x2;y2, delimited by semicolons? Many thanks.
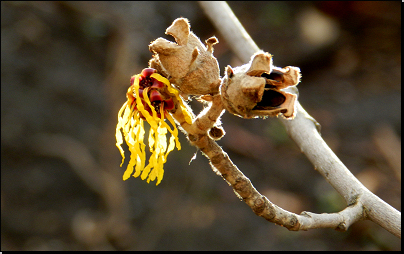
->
208;126;225;140
220;52;301;119
149;18;221;97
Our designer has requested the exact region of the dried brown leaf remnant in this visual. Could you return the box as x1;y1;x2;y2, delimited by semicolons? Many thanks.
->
149;18;221;97
221;52;301;119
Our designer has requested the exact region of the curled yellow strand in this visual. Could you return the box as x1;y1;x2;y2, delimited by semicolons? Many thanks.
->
151;73;193;125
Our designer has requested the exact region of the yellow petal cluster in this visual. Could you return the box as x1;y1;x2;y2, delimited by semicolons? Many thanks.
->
116;73;192;185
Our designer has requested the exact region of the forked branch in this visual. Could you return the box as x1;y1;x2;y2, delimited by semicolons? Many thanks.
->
198;1;401;238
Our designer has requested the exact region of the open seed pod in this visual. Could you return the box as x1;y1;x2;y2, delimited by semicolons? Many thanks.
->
220;52;301;119
149;18;221;97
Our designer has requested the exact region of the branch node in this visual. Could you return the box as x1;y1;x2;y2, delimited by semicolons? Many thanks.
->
252;195;267;215
335;222;347;232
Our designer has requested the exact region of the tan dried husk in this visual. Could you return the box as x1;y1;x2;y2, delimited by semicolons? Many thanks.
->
149;18;221;97
220;52;301;119
148;18;301;121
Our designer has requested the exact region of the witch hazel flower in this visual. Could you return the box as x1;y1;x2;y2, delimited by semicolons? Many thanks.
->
116;68;192;185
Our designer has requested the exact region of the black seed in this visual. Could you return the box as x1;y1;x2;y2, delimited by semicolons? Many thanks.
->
261;70;283;82
264;83;277;89
254;89;285;109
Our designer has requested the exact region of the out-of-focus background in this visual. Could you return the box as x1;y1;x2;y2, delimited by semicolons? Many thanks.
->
1;1;401;251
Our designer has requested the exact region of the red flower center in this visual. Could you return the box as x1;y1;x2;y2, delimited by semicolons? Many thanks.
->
129;68;175;119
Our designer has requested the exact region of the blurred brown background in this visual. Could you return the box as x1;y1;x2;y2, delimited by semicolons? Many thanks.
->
1;1;401;251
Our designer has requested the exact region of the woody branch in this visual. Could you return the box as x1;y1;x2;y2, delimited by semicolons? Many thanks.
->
173;81;365;232
198;1;400;238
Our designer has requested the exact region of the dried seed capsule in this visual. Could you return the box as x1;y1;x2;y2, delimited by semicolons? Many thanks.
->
220;52;299;119
149;18;221;96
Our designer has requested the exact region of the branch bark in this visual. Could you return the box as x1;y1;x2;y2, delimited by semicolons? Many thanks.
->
198;1;401;238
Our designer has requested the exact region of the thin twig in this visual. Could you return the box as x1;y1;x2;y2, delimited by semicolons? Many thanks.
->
198;1;401;238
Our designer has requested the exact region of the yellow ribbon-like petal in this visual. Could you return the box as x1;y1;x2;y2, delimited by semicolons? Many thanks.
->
151;73;193;125
116;100;130;167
